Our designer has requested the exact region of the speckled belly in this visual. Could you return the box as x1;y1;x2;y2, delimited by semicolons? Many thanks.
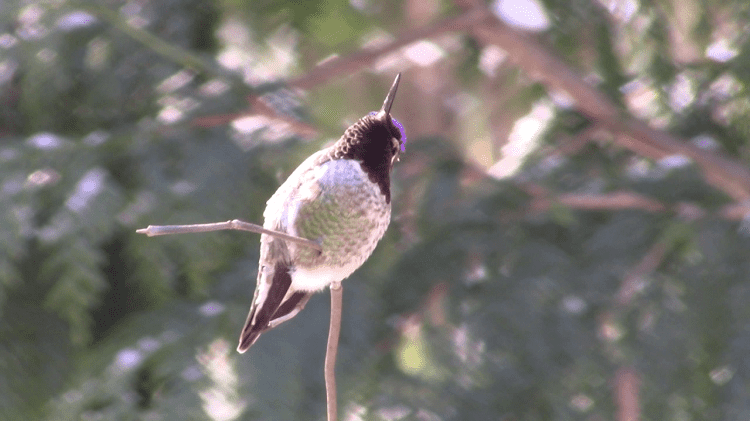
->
290;159;391;290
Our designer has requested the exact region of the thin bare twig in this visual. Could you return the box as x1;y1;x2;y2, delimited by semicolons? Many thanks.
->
325;282;343;421
136;219;322;251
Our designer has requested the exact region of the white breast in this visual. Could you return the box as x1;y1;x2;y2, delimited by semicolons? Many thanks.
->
287;159;390;292
315;159;368;188
290;264;364;292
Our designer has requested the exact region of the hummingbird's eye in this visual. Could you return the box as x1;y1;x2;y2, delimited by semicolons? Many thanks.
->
391;137;400;155
370;111;406;153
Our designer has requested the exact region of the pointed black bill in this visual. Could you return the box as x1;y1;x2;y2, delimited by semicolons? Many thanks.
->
378;73;401;118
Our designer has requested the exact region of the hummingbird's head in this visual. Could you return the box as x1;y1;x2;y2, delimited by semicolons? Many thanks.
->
370;72;405;165
331;74;404;203
333;73;405;170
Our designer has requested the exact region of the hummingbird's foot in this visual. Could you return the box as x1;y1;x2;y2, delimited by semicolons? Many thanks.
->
330;281;342;290
313;238;324;257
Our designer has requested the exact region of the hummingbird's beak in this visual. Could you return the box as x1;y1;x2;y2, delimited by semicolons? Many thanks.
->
376;73;401;119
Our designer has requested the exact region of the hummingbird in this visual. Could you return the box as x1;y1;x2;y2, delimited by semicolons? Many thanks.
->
237;74;405;352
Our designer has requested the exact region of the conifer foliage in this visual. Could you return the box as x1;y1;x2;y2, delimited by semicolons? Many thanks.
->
2;0;750;419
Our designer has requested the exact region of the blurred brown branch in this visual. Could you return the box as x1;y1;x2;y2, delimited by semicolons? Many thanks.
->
287;7;492;90
526;185;747;223
287;2;750;204
186;1;750;208
192;96;318;138
615;367;641;421
558;191;668;213
194;7;490;132
93;0;750;204
525;184;668;214
116;0;750;204
471;19;750;202
617;241;668;306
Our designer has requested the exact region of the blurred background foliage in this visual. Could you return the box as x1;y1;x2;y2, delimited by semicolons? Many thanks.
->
2;0;750;419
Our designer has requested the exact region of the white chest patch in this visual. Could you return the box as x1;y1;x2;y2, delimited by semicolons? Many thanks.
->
315;159;367;188
285;159;390;292
290;264;363;292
